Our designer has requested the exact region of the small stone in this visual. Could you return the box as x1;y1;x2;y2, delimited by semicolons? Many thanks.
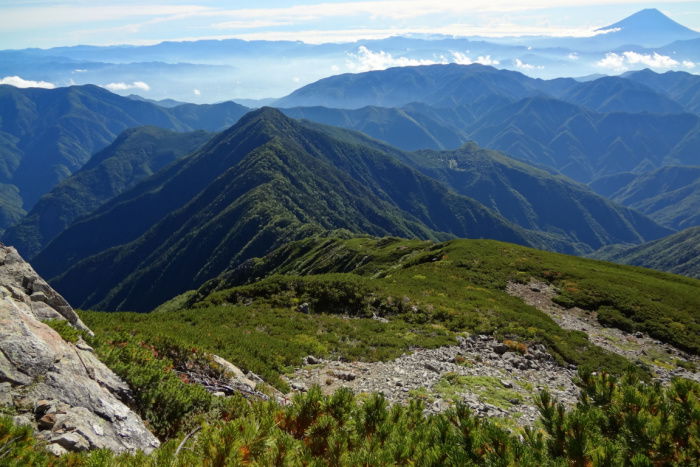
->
53;432;90;452
76;341;94;352
45;443;68;457
493;344;509;355
212;391;226;397
634;332;644;338
333;371;356;381
291;382;307;392
500;380;513;389
296;302;310;313
424;362;440;373
304;355;321;365
38;413;57;430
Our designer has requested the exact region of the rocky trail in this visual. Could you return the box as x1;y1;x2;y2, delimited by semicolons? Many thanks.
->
285;334;579;427
286;278;699;427
506;280;699;384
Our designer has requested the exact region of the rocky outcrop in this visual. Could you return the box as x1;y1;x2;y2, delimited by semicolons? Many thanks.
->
0;244;159;455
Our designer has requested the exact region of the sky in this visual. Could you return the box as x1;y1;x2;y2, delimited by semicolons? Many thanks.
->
1;0;700;49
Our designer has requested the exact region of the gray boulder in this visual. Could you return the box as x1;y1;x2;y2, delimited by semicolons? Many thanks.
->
0;244;159;455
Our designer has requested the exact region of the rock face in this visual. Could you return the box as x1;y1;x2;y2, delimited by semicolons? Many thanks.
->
0;244;159;454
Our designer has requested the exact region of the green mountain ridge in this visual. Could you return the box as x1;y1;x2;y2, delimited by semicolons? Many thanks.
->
2;126;212;259
35;108;554;312
592;226;700;278
0;84;249;230
590;165;700;230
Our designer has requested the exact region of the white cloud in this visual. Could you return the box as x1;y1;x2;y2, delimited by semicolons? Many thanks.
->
103;81;150;92
568;52;579;60
596;51;686;71
193;88;201;96
514;58;543;70
346;46;445;72
0;75;55;89
345;47;506;72
452;52;500;66
73;69;87;73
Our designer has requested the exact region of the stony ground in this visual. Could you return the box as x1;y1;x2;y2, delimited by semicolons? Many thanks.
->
285;334;579;427
285;278;699;427
506;280;700;384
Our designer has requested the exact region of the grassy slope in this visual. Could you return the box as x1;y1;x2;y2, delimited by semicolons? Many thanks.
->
81;234;700;390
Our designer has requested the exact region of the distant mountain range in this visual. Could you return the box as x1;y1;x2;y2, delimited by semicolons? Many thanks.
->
1;9;698;102
277;65;700;183
25;108;671;311
590;166;700;230
593;226;700;278
0;84;247;230
2;126;211;258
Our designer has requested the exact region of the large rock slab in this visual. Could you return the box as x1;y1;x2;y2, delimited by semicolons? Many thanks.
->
0;244;159;454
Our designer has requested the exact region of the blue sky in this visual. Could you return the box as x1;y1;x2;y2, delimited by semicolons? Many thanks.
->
1;1;699;49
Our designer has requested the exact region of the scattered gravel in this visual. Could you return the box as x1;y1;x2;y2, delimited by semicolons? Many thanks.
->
285;334;579;426
506;280;699;384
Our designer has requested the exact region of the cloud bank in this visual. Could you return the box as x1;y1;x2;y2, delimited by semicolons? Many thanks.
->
597;51;696;71
346;47;502;72
103;81;151;92
0;76;55;89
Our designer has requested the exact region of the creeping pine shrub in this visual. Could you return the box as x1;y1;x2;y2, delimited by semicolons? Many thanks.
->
0;416;50;466
90;333;217;440
3;371;699;466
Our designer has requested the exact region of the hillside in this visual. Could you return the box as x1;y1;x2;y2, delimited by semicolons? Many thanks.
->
2;126;212;259
0;84;248;229
593;227;700;279
400;143;671;249
590;166;700;230
624;69;700;115
561;77;685;114
34;108;555;312
273;65;700;183
299;128;672;249
274;63;577;110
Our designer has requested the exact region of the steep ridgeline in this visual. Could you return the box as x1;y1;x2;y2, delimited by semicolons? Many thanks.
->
33;108;551;312
463;97;700;183
0;84;248;228
590;166;700;230
3;126;212;259
622;69;700;115
398;142;671;250
592;227;700;279
289;125;670;250
0;244;158;455
282;98;700;183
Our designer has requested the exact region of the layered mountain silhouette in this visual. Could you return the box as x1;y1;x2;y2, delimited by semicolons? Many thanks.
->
34;108;560;312
593;226;700;279
3;126;212;258
0;84;249;229
283;97;700;183
623;69;700;115
590;166;700;230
